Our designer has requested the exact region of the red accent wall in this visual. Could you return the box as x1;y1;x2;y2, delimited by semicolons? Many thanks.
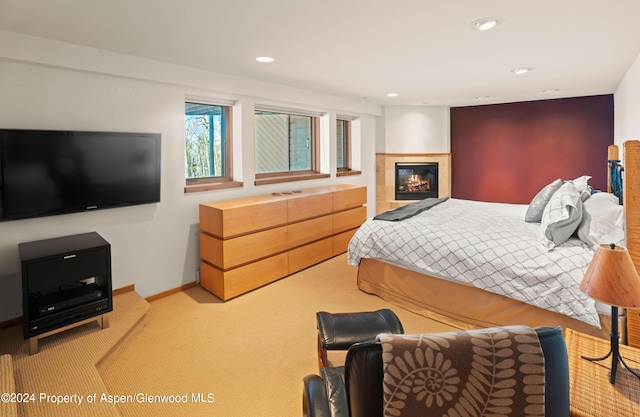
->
450;95;614;204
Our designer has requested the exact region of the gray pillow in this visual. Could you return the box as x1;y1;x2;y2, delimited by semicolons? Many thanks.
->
525;178;562;223
540;182;583;249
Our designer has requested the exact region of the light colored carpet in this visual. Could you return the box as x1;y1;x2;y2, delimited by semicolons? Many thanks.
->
98;254;457;417
0;291;149;417
0;254;457;416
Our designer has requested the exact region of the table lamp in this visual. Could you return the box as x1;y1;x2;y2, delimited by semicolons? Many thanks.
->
579;243;640;384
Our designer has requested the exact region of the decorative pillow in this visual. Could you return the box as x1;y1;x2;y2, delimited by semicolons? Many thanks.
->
591;191;620;205
540;181;583;249
577;192;625;248
563;175;593;202
580;187;592;202
525;178;562;223
570;175;592;194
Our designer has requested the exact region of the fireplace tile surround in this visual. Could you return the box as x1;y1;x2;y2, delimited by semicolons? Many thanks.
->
376;153;451;214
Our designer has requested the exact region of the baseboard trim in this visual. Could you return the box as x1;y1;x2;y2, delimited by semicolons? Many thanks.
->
145;282;197;303
0;316;22;331
113;284;136;297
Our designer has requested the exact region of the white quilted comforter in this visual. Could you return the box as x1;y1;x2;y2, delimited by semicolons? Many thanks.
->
348;198;600;327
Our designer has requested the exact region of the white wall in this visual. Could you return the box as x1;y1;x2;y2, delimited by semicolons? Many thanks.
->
615;51;640;154
382;106;450;153
0;30;380;322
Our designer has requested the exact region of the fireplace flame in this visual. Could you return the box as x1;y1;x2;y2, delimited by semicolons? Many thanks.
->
402;174;430;191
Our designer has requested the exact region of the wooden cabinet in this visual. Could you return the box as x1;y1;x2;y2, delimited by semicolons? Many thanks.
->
19;232;113;353
199;184;366;300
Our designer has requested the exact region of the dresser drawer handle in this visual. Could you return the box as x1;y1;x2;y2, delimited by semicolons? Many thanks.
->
63;254;77;260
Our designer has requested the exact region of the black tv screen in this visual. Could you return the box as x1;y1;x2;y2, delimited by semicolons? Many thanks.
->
0;129;161;221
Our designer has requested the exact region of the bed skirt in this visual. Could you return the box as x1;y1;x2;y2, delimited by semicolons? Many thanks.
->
357;258;610;339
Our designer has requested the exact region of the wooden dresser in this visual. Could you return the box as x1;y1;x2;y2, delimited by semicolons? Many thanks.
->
199;184;367;300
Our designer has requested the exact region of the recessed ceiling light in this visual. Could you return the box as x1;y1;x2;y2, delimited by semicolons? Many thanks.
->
511;67;532;75
543;89;560;93
475;96;491;100
470;17;502;31
256;56;275;63
387;93;398;97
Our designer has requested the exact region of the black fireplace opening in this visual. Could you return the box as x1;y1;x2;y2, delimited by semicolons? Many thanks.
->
395;162;438;200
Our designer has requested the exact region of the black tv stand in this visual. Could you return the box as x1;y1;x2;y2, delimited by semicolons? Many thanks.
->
19;232;113;354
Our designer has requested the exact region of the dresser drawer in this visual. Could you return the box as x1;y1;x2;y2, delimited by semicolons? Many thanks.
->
333;229;358;256
333;186;366;212
200;199;288;238
200;253;288;300
288;192;333;222
333;206;366;234
288;238;334;274
200;226;288;269
287;215;333;249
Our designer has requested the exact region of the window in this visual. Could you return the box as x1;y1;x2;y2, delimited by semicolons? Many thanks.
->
337;118;351;170
254;108;325;184
185;101;237;191
336;116;360;177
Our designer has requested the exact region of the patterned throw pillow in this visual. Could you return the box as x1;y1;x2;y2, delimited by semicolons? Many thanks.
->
540;181;583;249
525;178;563;223
568;175;593;203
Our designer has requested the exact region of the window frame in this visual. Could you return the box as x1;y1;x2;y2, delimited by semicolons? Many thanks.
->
254;106;328;185
336;118;351;172
184;100;241;193
336;115;361;177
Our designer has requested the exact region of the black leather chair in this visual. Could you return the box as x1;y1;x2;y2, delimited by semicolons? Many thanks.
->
303;326;570;417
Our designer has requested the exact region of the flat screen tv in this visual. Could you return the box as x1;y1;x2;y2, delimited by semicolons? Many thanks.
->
0;129;161;221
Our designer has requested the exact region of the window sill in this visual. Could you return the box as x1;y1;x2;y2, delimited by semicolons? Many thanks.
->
254;172;330;186
184;180;243;193
337;170;362;177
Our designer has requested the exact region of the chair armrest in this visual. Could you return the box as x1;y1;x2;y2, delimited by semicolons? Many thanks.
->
320;367;348;417
534;326;570;417
302;375;331;417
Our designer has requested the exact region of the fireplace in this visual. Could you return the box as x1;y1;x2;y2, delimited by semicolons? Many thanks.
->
395;162;438;200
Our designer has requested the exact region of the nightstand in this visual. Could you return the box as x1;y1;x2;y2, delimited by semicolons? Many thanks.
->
565;328;640;416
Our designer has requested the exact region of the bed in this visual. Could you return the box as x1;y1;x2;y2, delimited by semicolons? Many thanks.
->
348;142;639;339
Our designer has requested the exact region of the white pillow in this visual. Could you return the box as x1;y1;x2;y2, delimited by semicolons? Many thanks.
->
571;175;592;194
540;181;583;249
577;192;625;248
589;191;620;205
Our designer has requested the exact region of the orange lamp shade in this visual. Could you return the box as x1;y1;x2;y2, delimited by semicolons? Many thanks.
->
579;244;640;308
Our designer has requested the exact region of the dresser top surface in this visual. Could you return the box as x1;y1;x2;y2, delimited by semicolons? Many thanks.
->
200;184;365;210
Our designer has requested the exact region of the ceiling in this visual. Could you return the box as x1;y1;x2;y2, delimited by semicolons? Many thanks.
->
1;0;640;107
